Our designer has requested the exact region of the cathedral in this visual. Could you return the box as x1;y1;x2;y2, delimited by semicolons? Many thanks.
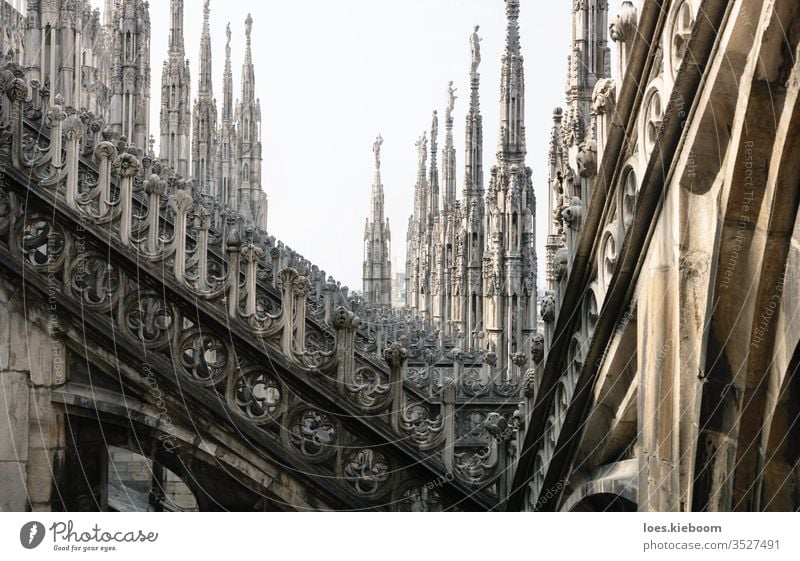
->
0;0;799;514
3;0;267;228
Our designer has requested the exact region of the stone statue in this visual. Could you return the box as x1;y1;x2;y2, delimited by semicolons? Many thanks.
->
470;25;482;74
416;132;428;167
447;81;457;119
245;14;253;39
226;22;231;47
372;134;383;168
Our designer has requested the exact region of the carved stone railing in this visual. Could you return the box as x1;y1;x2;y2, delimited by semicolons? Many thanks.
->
0;62;519;508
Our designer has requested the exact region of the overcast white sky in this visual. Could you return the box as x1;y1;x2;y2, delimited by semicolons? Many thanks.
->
94;0;619;289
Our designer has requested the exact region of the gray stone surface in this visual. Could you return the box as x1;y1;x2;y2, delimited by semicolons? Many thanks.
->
0;370;30;462
0;462;28;511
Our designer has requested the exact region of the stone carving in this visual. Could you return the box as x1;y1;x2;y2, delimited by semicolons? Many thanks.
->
123;292;174;350
531;333;545;364
470;25;482;74
343;449;390;497
415;132;428;167
610;0;638;43
670;0;695;74
447;81;457;121
288;409;337;461
454;446;496;486
19;217;66;272
485;412;512;441
541;293;556;323
396;485;443;512
231;368;284;423
561;198;582;230
592;78;616;115
523;369;536;398
401;402;444;449
349;367;391;410
577;138;597;178
372;133;383;168
68;254;120;312
177;330;230;386
462;367;490;397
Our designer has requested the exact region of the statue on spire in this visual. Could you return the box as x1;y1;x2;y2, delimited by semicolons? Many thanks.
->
416;132;428;167
470;25;482;74
373;134;384;169
245;14;253;40
447;81;458;121
226;22;231;46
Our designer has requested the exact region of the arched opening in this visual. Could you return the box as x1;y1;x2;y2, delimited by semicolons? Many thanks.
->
107;446;198;512
570;493;637;512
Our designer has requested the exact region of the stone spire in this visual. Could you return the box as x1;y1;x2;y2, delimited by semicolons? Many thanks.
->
464;25;484;203
104;0;151;149
427;111;439;227
484;0;536;367
497;0;526;162
192;0;218;194
215;22;235;208
412;132;428;230
363;135;392;306
453;24;485;342
443;81;457;212
159;0;192;177
407;131;429;311
565;0;610;146
241;13;255;105
169;0;185;56
198;0;213;96
234;14;264;227
370;135;385;223
103;0;117;28
222;22;233;122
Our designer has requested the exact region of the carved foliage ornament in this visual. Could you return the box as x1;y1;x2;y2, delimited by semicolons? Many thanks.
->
123;292;174;350
342;449;390;498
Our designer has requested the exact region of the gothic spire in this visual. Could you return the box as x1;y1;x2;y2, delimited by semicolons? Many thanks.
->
160;0;191;178
566;0;610;146
222;22;233;122
443;80;458;211
464;26;484;199
198;0;213;96
241;14;255;105
413;132;428;229
169;0;185;57
497;0;526;161
371;134;384;223
427;110;439;226
192;0;218;193
363;134;392;306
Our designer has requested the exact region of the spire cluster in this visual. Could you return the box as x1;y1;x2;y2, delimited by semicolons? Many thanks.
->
399;2;537;372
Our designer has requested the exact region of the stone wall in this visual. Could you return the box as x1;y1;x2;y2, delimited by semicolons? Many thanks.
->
0;274;66;511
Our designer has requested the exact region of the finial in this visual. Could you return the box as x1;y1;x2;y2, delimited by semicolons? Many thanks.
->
245;14;253;41
226;22;231;46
